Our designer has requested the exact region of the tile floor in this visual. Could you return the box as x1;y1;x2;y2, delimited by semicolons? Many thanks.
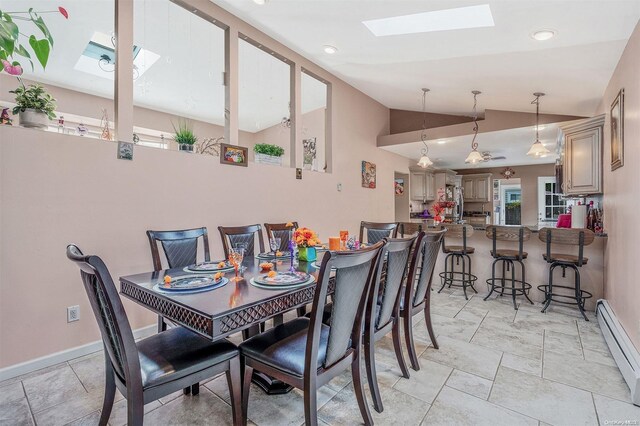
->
2;287;639;426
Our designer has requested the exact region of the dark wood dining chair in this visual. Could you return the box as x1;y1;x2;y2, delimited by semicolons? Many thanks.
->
359;221;399;244
218;224;265;258
66;244;243;426
365;236;416;413
398;222;422;238
146;227;210;271
264;222;298;251
400;230;447;369
239;242;385;426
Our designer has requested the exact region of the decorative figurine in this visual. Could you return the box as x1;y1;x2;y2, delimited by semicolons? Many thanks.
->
0;108;12;125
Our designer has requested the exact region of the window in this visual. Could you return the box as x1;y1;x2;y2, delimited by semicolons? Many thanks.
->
301;70;329;172
538;176;567;223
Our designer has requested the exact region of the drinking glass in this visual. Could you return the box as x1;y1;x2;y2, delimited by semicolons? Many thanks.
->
339;230;349;251
229;247;245;282
270;237;281;262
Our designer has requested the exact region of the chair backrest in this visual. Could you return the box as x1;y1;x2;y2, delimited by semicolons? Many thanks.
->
359;221;399;244
307;242;384;371
66;245;141;387
218;224;265;258
485;225;531;260
146;227;210;270
264;222;298;251
441;224;473;253
538;227;595;266
369;236;416;331
406;230;447;308
398;222;422;238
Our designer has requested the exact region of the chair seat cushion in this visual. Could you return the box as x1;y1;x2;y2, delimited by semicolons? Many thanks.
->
443;245;475;254
491;249;528;259
137;327;237;390
239;318;329;377
543;253;588;264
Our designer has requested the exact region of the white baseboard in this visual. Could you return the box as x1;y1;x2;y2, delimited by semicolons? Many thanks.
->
597;299;640;406
0;324;156;383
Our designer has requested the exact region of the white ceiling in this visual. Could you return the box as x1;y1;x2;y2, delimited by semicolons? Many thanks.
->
381;123;561;169
212;0;640;118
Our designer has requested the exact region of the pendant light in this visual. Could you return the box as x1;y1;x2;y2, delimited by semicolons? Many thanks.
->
465;90;484;164
527;92;551;158
417;88;433;168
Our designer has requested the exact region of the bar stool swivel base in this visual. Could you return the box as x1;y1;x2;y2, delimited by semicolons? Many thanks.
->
537;263;593;321
438;253;478;300
484;258;533;311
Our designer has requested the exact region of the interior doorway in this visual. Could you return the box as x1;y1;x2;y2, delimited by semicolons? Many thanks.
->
497;178;522;225
394;172;409;221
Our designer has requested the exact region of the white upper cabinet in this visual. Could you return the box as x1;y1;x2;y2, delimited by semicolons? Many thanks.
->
560;115;604;196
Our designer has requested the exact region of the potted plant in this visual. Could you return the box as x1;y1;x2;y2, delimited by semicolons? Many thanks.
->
293;227;320;262
172;120;197;152
254;143;285;166
10;83;56;129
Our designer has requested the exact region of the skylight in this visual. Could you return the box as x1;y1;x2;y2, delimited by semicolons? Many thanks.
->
363;4;495;37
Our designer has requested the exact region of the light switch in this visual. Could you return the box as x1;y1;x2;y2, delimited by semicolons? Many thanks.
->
337;183;342;192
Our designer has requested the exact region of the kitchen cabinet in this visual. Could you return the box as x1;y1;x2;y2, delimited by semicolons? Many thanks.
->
462;173;492;202
410;170;435;202
560;115;604;196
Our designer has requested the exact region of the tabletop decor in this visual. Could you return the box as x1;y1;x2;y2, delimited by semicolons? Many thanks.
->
172;119;197;152
610;88;624;171
220;143;248;167
185;260;234;273
254;143;285;166
153;274;228;294
432;203;445;225
293;227;320;261
362;161;376;188
250;271;314;289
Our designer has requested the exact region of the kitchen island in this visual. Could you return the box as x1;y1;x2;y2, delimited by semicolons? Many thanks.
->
427;224;607;311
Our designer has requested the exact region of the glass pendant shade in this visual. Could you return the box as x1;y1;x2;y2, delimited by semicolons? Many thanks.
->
527;140;550;157
465;149;484;164
418;154;433;168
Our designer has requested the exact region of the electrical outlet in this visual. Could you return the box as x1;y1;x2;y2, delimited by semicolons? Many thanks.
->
67;305;80;323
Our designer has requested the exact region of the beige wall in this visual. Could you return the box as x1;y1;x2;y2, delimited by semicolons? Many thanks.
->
597;21;640;349
456;164;556;226
0;1;412;369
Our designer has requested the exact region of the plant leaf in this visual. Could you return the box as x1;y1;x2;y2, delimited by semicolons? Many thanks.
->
0;18;18;41
29;35;50;69
32;16;53;46
15;44;30;58
0;34;14;56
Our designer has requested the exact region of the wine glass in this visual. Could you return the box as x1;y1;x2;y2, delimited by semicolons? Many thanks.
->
270;237;281;262
229;247;245;282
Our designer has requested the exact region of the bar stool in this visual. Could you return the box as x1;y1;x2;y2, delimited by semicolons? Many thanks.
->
537;227;595;321
438;224;478;299
484;225;533;310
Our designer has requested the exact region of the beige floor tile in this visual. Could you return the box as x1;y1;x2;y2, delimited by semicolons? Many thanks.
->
414;313;481;343
500;353;542;377
422;336;502;380
393;359;452;403
514;308;580;336
143;388;235;426
544;329;583;358
65;410;101;426
0;362;68;389
578;321;611;354
583;347;617;367
445;369;493;400
489;366;598;425
32;392;103;426
593;394;640;424
0;382;25;405
108;399;162;426
421;386;537;426
23;365;88;413
0;397;33;426
543;351;631;402
471;319;542;360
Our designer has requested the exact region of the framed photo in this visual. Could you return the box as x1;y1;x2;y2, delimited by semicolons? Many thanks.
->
117;141;133;160
610;88;624;171
220;143;248;167
394;178;404;195
362;161;376;189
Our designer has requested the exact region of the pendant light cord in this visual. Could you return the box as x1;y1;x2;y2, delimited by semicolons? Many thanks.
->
420;88;429;155
531;94;541;142
470;91;480;151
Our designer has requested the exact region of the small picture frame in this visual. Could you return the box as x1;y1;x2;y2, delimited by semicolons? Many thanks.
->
117;141;134;160
362;161;376;189
610;88;624;171
220;143;248;167
394;178;404;196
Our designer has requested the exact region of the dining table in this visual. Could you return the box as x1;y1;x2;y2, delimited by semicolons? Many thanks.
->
119;252;330;395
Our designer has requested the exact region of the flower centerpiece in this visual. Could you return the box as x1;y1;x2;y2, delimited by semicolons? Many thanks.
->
293;227;319;262
432;204;445;225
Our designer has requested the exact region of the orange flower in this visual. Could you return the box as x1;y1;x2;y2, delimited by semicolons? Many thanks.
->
217;261;226;268
267;271;277;278
164;275;172;284
214;272;224;280
276;251;283;256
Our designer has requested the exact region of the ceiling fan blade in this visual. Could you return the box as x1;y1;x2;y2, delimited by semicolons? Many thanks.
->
490;156;507;160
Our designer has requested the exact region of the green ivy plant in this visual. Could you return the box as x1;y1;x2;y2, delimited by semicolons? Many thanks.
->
172;120;198;145
254;143;285;157
10;83;56;119
0;6;68;76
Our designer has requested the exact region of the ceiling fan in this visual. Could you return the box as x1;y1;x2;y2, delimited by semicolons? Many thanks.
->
481;151;507;162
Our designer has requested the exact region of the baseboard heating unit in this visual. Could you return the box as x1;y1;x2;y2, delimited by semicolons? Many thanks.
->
597;299;640;406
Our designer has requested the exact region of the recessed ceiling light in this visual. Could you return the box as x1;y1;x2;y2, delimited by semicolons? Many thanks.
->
323;45;338;54
437;140;447;144
252;0;267;5
531;30;555;41
363;4;494;37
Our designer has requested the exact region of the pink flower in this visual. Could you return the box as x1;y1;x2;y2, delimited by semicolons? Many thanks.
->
1;60;23;76
58;7;69;19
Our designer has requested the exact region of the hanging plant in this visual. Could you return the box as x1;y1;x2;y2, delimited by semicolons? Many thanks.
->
0;6;69;76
